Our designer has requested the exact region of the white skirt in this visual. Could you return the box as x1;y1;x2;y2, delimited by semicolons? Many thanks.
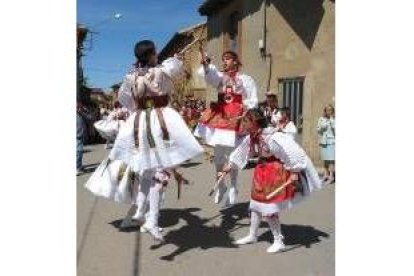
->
94;119;123;141
109;107;204;172
193;123;237;147
84;158;136;205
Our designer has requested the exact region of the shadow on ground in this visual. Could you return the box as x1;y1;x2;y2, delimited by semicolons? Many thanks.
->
258;224;330;252
108;219;141;233
78;163;101;175
179;162;203;168
153;207;239;261
108;202;329;261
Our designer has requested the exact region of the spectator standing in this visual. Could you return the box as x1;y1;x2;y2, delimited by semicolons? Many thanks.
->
317;104;335;184
77;102;93;175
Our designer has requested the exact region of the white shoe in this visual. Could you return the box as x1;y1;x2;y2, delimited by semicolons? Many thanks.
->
234;235;257;245
266;236;285;253
140;225;163;233
214;184;227;204
143;226;165;242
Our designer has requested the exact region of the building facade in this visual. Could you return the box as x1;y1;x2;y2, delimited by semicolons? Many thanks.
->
199;0;335;164
159;22;208;105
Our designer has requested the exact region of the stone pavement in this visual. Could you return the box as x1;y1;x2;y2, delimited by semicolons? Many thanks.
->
77;144;334;276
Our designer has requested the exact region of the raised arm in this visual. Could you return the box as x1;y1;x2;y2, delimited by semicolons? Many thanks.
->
197;63;223;88
160;55;184;80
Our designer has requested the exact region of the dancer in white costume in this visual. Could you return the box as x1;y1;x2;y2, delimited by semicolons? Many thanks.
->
86;40;203;242
194;50;258;206
220;109;321;253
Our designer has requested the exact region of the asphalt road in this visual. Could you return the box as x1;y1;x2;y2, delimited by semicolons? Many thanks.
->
77;144;334;276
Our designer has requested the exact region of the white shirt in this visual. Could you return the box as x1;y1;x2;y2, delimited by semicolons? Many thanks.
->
118;56;184;112
275;121;297;140
229;129;306;172
197;64;258;110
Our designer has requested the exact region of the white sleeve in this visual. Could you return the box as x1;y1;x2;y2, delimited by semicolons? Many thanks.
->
268;136;307;172
197;63;223;88
271;111;282;125
241;75;258;109
107;111;117;121
317;117;328;134
283;122;297;137
161;56;184;79
229;135;251;170
118;74;136;112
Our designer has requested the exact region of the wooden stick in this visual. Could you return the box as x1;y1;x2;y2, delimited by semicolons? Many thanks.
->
172;169;190;200
208;171;227;196
179;37;202;55
265;179;293;200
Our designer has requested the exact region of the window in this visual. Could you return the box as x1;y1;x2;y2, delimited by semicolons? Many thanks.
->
279;77;304;133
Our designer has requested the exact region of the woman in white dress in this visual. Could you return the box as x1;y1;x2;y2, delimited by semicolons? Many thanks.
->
85;40;204;242
220;108;321;253
317;104;335;184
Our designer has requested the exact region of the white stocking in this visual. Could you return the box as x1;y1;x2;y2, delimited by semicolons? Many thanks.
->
266;214;283;239
133;173;151;220
146;182;163;229
249;211;261;237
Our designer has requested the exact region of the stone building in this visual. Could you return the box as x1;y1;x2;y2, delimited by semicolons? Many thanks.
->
199;0;335;164
158;22;208;105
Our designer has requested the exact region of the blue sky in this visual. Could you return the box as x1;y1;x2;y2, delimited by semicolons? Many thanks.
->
77;0;206;91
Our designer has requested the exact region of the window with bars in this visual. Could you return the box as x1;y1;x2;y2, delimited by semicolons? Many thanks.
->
278;77;304;133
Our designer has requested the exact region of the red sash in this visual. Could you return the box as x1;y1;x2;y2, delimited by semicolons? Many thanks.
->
251;158;296;204
199;92;243;131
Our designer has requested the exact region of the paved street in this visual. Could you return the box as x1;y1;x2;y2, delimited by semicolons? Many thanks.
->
77;144;334;276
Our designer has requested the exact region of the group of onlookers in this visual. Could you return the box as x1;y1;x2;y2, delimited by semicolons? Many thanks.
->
178;98;207;130
258;92;335;184
76;100;129;175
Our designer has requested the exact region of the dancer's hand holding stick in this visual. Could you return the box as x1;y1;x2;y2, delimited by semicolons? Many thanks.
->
198;41;211;73
208;164;232;196
265;173;299;200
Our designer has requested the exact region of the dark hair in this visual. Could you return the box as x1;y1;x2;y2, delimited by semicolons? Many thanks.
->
134;40;156;66
246;108;268;129
222;50;242;67
266;94;277;100
279;107;292;121
113;101;121;109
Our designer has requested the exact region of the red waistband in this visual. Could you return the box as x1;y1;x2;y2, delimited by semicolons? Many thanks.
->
257;155;282;164
218;93;242;104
